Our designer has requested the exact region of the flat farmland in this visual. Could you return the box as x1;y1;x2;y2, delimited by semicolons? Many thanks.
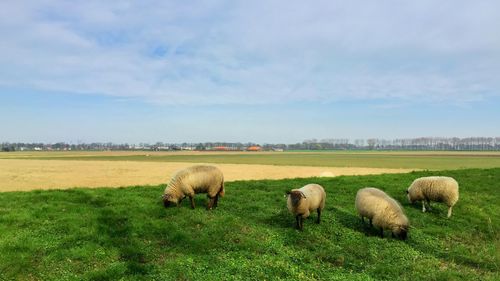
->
1;152;499;279
1;151;500;192
0;159;411;192
2;150;500;169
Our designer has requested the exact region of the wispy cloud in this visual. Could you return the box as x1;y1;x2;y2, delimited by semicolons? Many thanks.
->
1;0;499;105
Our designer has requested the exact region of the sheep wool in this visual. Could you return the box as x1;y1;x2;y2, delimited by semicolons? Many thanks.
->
407;176;459;218
162;165;224;210
286;184;326;230
355;187;409;239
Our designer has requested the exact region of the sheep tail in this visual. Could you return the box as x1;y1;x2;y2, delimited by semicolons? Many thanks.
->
218;181;225;197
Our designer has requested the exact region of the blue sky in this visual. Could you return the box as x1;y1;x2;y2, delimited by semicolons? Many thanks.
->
1;1;499;143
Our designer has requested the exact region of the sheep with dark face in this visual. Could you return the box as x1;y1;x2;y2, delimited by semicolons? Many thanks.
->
406;176;459;218
355;187;409;240
162;165;224;210
286;184;326;230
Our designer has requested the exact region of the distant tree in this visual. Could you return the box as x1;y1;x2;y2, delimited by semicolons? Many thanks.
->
367;139;376;149
1;146;14;152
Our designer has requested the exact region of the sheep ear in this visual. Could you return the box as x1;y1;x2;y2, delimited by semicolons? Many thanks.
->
300;192;306;199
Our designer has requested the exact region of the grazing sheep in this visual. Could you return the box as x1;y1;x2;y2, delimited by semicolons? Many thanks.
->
355;187;409;239
286;184;326;230
162;165;224;210
406;176;459;218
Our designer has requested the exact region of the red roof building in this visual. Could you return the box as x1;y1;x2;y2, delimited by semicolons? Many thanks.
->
246;146;262;151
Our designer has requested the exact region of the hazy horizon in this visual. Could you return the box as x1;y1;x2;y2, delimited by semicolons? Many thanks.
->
3;135;500;146
1;1;499;143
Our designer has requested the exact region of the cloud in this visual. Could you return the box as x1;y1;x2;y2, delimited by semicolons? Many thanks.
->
0;0;499;105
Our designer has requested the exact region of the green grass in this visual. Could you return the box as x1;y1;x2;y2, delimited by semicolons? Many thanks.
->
0;169;499;280
5;151;500;170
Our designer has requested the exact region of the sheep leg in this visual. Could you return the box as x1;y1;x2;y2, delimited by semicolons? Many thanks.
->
189;196;195;209
178;197;185;206
426;199;432;211
295;215;301;230
213;194;219;208
316;208;321;224
207;196;216;210
447;206;453;218
295;215;304;230
380;228;384;238
422;201;426;212
369;219;373;227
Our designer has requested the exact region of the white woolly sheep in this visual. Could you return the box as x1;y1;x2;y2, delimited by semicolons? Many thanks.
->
162;165;224;210
286;184;326;230
406;176;459;218
355;187;409;239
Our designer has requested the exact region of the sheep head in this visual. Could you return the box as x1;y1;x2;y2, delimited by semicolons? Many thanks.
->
392;225;409;240
162;194;176;208
406;189;413;203
286;190;306;207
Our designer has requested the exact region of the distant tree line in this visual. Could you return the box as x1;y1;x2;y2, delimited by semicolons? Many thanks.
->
2;137;500;151
295;137;500;151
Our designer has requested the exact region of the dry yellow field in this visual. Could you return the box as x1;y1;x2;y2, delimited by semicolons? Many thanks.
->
0;159;414;192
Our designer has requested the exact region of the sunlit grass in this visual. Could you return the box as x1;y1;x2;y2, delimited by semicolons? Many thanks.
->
0;168;498;280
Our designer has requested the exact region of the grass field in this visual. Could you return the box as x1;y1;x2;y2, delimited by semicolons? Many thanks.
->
0;168;498;280
3;151;500;170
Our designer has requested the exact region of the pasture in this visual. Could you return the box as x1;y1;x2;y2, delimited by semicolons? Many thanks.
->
0;168;498;280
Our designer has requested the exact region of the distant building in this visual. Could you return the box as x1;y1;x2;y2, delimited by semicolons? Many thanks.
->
246;146;262;151
212;146;230;151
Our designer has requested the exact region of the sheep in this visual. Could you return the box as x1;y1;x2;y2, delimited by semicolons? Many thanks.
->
286;184;326;230
406;176;459;218
162;165;224;210
355;187;409;239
